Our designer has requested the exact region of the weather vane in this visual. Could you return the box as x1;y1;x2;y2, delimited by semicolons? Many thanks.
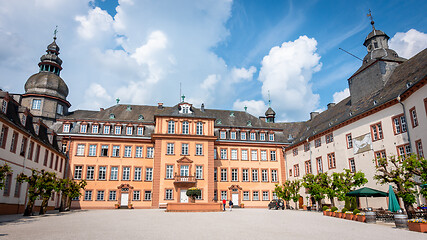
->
181;94;185;103
268;90;271;107
367;9;375;30
53;25;58;40
116;98;120;104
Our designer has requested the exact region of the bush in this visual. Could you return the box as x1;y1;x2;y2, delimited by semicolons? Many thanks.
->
353;209;360;215
341;207;348;213
331;206;338;212
322;206;329;211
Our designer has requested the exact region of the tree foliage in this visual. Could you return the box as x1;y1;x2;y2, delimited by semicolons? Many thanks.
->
0;163;12;190
289;180;302;209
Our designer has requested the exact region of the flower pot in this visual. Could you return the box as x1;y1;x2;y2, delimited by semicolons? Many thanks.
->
352;214;358;221
326;211;332;216
341;213;346;218
357;215;366;222
345;213;353;220
303;205;307;210
323;211;327;215
335;212;341;218
408;222;427;233
240;203;244;208
115;204;119;209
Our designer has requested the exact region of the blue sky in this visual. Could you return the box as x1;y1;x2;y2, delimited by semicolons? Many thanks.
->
0;0;426;121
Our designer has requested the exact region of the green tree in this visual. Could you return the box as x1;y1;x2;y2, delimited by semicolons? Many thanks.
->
0;164;12;190
66;179;87;209
302;173;325;211
274;182;292;204
402;154;427;198
17;169;42;216
317;173;336;207
333;169;368;203
289;180;302;209
38;171;58;215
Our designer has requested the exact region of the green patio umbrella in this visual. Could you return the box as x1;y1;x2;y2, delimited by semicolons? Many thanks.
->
421;184;427;189
346;187;388;208
388;185;401;212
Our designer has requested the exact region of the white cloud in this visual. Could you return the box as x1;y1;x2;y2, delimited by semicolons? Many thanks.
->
389;29;427;59
332;88;350;104
255;35;322;121
81;83;112;109
233;99;267;117
230;66;256;83
75;7;114;40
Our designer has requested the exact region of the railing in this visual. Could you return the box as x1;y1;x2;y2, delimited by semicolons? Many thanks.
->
174;175;196;183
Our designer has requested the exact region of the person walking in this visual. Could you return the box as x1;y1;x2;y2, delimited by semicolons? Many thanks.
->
222;199;226;211
229;200;233;211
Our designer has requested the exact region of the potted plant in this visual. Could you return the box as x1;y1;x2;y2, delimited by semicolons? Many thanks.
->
345;211;353;220
322;206;329;215
186;187;201;203
303;205;307;210
240;203;244;208
341;208;348;219
407;219;427;232
115;204;119;209
331;207;338;217
353;209;360;220
128;204;133;209
356;212;366;222
325;208;332;216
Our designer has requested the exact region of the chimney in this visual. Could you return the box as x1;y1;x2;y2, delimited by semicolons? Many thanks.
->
310;112;319;120
100;108;104;111
259;116;266;122
201;103;205;112
327;103;336;109
158;103;163;109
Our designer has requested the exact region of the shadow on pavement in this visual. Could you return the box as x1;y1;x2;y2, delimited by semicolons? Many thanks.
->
0;209;87;226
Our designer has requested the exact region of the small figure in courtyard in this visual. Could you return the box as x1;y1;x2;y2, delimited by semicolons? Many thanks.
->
222;199;226;211
229;200;233;211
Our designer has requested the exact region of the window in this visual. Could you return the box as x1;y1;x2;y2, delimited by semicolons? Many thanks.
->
80;124;87;133
214;148;218;159
114;126;121;135
137;127;144;135
326;133;334;143
220;131;226;139
166;165;174;179
165;189;173;200
63;124;70;133
124;146;132;157
103;125;110;134
144;191;152;201
315;138;321;148
167;143;174;155
88;145;97;156
195;190;202;200
133;191;140;201
92;125;99;134
304;143;310;152
220;149;227;159
262;169;268;182
346;134;353;149
180;165;189;177
56;104;64;115
20;137;27;156
146;147;154;158
293;148;298;156
99;166;107;180
289;169;292;177
196;166;203;179
0;126;8;149
76;144;85;156
1;100;7;113
135;146;143;158
3;174;12;196
349;158;356;173
109;191;116;201
250;132;256;140
196;122;203;135
241;132;246;140
101;145;108;156
168;121;175;134
371;122;383;141
230;132;236;139
196;144;203;155
397;144;411;159
97;191;104;201
86;166;95;180
10;131;18;153
14;180;21;198
316;157;323;173
43;150;48;166
122;167;130;180
242;169;249;182
110;167;118;180
214;168;217;181
126;126;133;135
112;145;120;157
293;164;300;177
374;150;386;166
327;153;336;169
231;169;238;181
262;191;269;201
231;149;237;160
145;168;153;181
243;191;249;201
31;99;41;110
273;192;278;200
181;143;189;155
221;168;227;181
410;107;418;127
271;170;278;182
270;151;276;161
27;141;34;160
261;150;267;161
253;191;259;201
251;150;257;161
269;133;274;141
392;115;407;134
241;150;248;160
84;190;92;201
252;169;258;182
220;191;227;200
35;145;40;163
74;166;82;179
416;140;424;158
134;167;142;181
182;121;189;134
260;133;265;141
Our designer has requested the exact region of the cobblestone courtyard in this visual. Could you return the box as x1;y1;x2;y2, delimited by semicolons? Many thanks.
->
0;209;425;240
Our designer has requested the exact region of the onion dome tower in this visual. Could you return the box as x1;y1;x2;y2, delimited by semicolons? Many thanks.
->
265;95;276;123
22;29;71;126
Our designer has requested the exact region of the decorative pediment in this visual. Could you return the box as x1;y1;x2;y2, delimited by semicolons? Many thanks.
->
228;185;242;190
177;156;193;163
117;183;134;190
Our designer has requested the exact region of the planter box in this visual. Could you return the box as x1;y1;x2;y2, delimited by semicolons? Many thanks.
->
323;211;327;215
335;212;342;218
341;213;346;218
357;215;366;222
352;214;358;221
326;211;332;216
345;213;353;220
408;222;427;233
166;203;222;212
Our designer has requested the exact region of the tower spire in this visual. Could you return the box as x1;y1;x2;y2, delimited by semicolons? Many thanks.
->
367;9;375;30
53;25;58;41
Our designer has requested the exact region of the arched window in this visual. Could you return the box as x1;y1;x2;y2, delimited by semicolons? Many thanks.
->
182;121;189;134
196;122;203;135
168;121;175;134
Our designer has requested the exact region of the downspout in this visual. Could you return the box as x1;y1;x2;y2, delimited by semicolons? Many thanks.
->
396;95;412;151
18;135;31;214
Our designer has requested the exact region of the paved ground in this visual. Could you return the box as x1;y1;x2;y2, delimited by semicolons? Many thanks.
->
0;209;425;240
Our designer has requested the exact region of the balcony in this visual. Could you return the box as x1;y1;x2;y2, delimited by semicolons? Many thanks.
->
174;175;196;184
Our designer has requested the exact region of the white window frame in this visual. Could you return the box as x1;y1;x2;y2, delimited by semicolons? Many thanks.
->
231;169;238;181
165;189;173;200
182;121;189;134
92;125;98;134
242;169;249;182
231;149;238;160
167;143;174;155
243;191;249;201
110;167;118;180
196;144;203;155
88;145;97;156
269;133;274;141
137;127;144;136
63;124;70;133
250;132;256;140
253;191;259;201
262;191;269;201
220;168;227;181
168;121;175;134
122;167;130;180
74;166;82;179
196;122;203;135
103;125;110;134
220;131;226;139
261;150;267;161
147;147;154;158
241;150;248;160
196;166;203;179
126;126;133;135
252;169;258;182
98;166;106;180
181;143;189;155
146;168;153;181
271;170;277;182
135;146;143;158
134;167;142;181
262;169;268;182
124;146;132;157
114;126;121;135
260;133;265;141
230;131;236;139
241;132;246;140
166;165;174;179
251;150;257;161
76;144;85;156
80;124;87;133
220;149;227;159
31;99;42;110
112;145;120;157
133;191;140;201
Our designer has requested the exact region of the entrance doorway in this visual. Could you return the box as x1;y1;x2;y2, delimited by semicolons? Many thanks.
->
298;196;304;209
232;193;239;206
180;190;188;203
121;193;129;206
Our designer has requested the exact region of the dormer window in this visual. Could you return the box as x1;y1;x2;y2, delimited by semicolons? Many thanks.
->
373;41;378;49
92;125;98;134
168;121;175;134
246;121;252;126
80;124;87;133
114;126;121;135
179;104;192;114
1;100;7;113
32;99;42;110
230;131;236;140
250;132;256;141
220;131;226;139
260;133;265;141
269;133;275;141
241;132;246;140
126;126;133;135
21;115;27;126
137;126;144;136
216;119;222;124
63;124;70;133
103;125;110;134
138;115;144;120
109;114;115;119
